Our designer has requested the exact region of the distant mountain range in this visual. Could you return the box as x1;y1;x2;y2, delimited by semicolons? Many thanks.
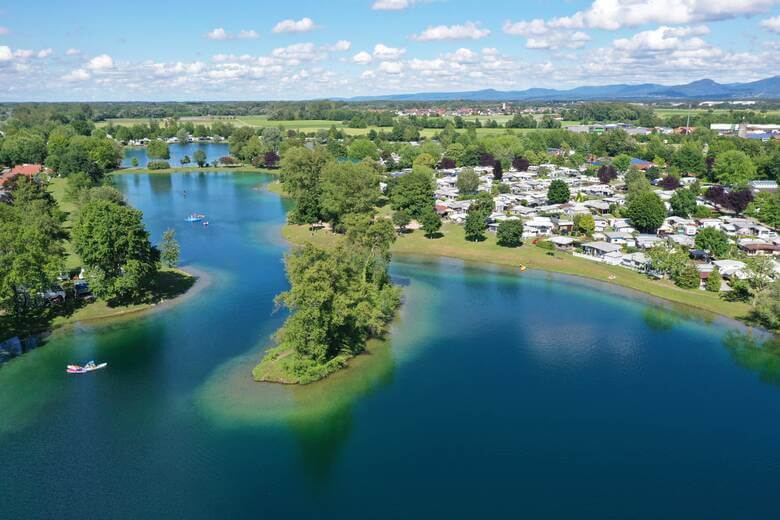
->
343;75;780;102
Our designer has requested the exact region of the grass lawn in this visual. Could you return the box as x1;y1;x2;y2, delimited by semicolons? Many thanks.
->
282;222;752;322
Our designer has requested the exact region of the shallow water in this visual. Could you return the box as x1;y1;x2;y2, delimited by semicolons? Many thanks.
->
1;173;779;518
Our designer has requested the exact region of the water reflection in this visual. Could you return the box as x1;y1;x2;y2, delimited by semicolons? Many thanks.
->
723;331;780;386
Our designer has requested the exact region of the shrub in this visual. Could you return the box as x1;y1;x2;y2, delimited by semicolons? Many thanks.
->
147;160;171;170
535;239;555;250
705;268;721;292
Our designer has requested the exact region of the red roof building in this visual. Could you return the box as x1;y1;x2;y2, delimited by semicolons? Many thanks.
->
0;164;44;187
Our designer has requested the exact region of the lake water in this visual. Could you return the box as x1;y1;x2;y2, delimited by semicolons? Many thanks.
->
122;142;230;168
1;172;779;518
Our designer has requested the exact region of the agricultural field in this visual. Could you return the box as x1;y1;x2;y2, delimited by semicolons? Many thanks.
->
97;113;576;137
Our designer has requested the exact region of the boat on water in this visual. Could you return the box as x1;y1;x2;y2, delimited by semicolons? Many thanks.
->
66;361;107;374
185;213;206;222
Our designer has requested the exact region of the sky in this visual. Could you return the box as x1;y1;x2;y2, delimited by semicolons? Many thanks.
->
0;0;779;101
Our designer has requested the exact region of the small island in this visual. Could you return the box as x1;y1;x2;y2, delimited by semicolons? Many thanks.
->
254;148;402;384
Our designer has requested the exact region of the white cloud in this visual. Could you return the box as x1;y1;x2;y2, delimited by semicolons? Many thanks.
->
37;48;53;58
379;61;404;74
760;15;780;33
545;0;777;31
272;17;317;34
66;48;81;56
0;45;12;62
328;40;352;52
238;29;260;39
62;68;90;81
353;51;373;64
86;54;114;70
14;49;34;59
503;19;591;49
373;43;406;59
372;0;413;10
613;25;710;51
447;48;479;63
410;22;490;41
206;28;230;40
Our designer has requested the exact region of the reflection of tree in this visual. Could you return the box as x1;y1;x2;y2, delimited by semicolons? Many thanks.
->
642;306;682;331
723;331;780;386
285;339;395;492
148;173;172;194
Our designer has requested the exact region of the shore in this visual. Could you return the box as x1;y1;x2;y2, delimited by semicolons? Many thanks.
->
281;222;753;322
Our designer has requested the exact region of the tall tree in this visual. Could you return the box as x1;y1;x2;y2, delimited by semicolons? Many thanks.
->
72;200;159;303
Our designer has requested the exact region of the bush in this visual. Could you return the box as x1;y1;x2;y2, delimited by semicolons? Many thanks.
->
147;160;171;170
723;279;752;302
535;239;555;250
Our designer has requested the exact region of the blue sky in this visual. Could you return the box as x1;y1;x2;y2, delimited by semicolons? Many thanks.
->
0;0;779;101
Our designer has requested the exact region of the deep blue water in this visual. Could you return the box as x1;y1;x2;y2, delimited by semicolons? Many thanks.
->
0;172;778;519
122;142;230;167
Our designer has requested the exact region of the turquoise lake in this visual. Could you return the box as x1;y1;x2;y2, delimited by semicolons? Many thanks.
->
1;172;779;518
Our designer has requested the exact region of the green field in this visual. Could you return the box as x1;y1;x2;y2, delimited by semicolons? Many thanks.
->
98;114;572;137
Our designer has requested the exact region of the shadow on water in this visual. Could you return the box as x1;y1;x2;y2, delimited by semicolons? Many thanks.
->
723;330;780;387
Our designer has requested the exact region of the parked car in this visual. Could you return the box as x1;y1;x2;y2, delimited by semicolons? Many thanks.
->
42;286;66;305
74;281;94;301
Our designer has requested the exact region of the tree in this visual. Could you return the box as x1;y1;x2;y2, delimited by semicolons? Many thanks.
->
0;130;47;166
573;213;595;236
612;154;631;173
694;227;730;258
412;153;436;170
512;156;530;171
147;140;170;160
464;208;486;241
672;143;705;175
176;128;189;144
193;149;207;167
597;164;618;184
745;256;774;295
493;161;503;182
626;191;667;232
713;150;756;187
263;151;280;168
263;242;401;384
672;262;701;289
131;157;139;167
180;155;191;165
547;179;570;204
419;206;442;238
669;187;697;218
752;280;780;331
71;199;159;303
392;210;411;233
390;167;434;219
319;161;380;230
658;175;681;190
160;229;180;268
625;169;652;200
0;179;65;317
647;243;689;278
497;219;523;247
457;167;480;194
705;268;722;292
347;138;379;161
746;192;780;228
